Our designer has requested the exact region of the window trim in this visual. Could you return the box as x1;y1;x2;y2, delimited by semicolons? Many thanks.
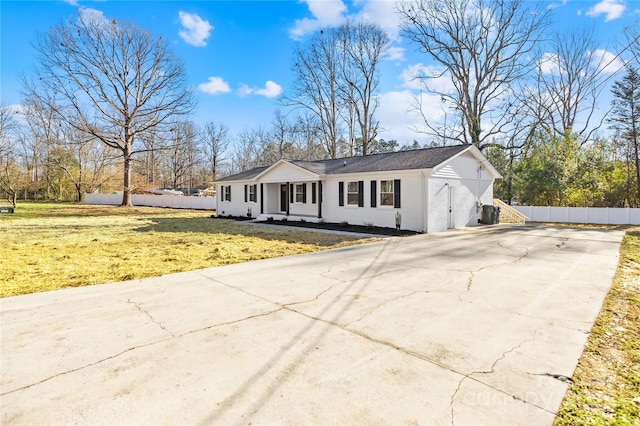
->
379;179;394;207
346;181;360;206
295;183;306;204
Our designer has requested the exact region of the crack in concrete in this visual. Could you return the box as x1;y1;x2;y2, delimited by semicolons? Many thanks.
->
282;305;555;425
1;307;284;397
457;246;530;302
528;372;573;383
449;331;540;425
127;299;175;338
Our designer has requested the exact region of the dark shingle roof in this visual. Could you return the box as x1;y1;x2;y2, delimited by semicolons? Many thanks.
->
215;166;269;182
217;145;470;182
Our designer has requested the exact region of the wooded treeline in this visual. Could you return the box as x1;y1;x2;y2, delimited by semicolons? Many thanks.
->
0;0;638;207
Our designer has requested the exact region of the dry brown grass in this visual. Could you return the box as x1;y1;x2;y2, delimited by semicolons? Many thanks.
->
0;203;379;297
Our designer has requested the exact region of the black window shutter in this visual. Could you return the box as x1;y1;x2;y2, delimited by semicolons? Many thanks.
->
312;182;317;204
302;183;307;203
394;179;401;208
358;181;364;207
244;185;248;202
338;182;344;206
253;184;257;202
319;182;323;203
220;186;224;201
228;186;231;202
290;183;294;203
370;181;377;208
260;184;264;213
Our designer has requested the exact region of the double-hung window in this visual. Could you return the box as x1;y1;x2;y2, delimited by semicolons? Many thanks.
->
380;180;394;206
347;181;359;205
295;183;306;203
224;185;231;202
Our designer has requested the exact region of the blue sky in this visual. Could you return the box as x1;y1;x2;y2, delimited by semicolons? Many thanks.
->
1;0;638;145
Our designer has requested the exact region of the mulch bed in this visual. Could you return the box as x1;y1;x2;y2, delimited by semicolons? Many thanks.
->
212;214;421;236
256;218;421;237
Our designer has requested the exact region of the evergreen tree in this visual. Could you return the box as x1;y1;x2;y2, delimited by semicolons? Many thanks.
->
610;66;640;206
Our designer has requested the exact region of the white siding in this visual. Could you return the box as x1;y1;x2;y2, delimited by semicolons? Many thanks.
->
259;162;318;183
427;155;494;234
432;151;483;180
216;182;259;217
323;171;426;232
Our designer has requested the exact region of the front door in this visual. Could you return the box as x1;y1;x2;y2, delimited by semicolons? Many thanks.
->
280;184;288;212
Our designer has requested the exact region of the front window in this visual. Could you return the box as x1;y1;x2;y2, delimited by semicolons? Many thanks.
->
380;180;394;206
295;184;305;203
347;181;359;205
249;185;256;202
224;185;231;202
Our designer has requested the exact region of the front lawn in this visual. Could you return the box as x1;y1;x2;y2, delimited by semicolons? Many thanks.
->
0;203;379;297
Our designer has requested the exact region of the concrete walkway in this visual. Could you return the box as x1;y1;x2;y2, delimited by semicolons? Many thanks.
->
1;225;624;425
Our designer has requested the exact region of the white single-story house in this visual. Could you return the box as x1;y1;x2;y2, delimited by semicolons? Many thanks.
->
215;144;501;233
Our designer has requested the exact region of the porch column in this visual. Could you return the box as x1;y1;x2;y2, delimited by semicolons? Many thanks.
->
260;183;264;214
317;180;322;218
286;182;290;216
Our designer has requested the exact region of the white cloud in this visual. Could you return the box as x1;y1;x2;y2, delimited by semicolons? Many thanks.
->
400;63;455;93
385;46;406;62
238;81;283;98
547;0;568;10
585;0;626;21
290;0;347;39
63;0;79;6
78;7;108;25
376;90;444;145
354;0;402;41
198;77;231;95
591;49;625;74
538;52;560;75
256;81;283;98
178;11;213;47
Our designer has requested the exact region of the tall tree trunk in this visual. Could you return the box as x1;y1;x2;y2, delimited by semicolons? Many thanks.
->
122;144;133;207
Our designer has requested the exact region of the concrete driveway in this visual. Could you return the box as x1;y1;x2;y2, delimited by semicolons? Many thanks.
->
1;225;624;425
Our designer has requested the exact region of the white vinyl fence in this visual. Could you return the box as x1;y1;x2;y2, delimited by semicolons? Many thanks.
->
513;206;640;225
85;193;216;210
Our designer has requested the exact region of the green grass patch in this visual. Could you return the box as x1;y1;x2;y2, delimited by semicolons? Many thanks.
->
0;203;379;297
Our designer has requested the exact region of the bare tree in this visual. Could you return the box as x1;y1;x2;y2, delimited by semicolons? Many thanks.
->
285;28;343;158
27;10;194;206
202;121;229;183
397;0;549;149
337;21;389;155
0;105;21;206
533;27;613;143
623;23;640;69
162;121;199;191
284;22;389;157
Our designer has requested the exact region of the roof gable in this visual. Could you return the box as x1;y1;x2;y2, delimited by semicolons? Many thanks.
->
255;159;321;182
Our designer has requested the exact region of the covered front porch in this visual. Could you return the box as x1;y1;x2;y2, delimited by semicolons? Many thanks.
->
259;180;323;219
